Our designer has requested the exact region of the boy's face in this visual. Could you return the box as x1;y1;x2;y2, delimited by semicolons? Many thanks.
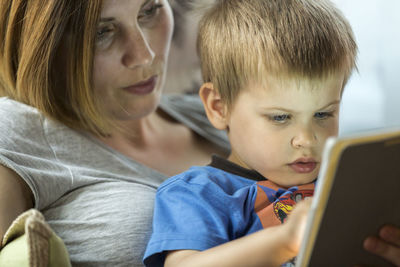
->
226;74;343;187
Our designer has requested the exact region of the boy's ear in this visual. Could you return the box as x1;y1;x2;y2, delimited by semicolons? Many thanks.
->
199;82;228;130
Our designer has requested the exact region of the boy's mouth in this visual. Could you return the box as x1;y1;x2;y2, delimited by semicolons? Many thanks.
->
288;158;317;173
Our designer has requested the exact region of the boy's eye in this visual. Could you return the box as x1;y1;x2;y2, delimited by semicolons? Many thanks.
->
138;2;164;21
269;114;291;123
314;112;333;119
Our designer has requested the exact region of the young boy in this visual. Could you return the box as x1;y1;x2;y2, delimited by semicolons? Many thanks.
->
144;0;357;266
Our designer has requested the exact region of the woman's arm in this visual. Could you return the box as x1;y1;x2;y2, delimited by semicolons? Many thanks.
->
164;199;311;267
0;165;34;242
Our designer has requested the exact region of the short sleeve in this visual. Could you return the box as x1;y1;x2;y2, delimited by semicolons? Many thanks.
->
143;168;260;266
0;98;73;209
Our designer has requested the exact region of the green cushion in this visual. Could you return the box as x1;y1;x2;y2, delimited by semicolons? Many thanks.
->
48;233;71;266
0;235;29;266
0;209;71;267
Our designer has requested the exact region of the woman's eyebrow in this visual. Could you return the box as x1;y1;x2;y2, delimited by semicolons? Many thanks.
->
99;0;152;22
99;17;115;23
141;0;152;7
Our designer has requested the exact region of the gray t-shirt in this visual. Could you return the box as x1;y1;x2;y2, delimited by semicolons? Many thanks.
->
0;94;229;266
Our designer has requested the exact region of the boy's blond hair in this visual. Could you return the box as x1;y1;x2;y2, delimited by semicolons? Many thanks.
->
197;0;357;108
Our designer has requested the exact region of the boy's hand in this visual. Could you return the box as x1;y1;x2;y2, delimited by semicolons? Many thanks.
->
282;199;400;267
282;197;313;255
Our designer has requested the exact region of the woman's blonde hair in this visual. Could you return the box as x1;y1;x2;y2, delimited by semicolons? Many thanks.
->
0;0;109;135
197;0;358;108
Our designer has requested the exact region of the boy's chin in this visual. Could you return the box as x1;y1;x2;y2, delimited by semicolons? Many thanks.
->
268;174;317;188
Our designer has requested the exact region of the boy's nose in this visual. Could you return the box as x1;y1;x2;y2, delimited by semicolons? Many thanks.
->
122;27;155;69
291;127;317;148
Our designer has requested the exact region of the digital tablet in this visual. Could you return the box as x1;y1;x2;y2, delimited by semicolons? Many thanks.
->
296;128;400;267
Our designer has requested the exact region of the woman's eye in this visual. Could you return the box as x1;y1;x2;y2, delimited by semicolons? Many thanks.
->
314;112;333;119
138;3;163;21
96;25;114;42
269;114;290;123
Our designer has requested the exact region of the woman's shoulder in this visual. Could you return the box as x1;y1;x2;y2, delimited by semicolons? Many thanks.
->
0;97;44;134
160;93;230;150
160;93;205;119
0;97;68;161
0;97;41;118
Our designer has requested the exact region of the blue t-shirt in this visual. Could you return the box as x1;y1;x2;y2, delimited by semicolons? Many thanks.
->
143;156;314;266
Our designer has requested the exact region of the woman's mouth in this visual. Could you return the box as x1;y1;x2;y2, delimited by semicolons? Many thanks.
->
288;158;318;173
123;76;157;95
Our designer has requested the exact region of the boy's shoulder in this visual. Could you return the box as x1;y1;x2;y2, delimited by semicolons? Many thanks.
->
157;165;257;195
158;165;223;189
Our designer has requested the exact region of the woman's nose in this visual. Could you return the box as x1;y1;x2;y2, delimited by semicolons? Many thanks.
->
122;27;155;69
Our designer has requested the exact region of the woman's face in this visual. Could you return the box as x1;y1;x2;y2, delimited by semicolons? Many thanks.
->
92;0;173;120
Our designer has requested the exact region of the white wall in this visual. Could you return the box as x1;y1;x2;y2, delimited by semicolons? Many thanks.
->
333;0;400;134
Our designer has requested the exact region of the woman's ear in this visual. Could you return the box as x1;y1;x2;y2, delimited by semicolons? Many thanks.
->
199;83;228;130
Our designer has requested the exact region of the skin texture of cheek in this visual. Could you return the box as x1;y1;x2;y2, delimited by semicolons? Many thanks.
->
228;120;283;172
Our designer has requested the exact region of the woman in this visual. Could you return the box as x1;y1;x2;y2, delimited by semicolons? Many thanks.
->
0;0;228;265
0;0;398;266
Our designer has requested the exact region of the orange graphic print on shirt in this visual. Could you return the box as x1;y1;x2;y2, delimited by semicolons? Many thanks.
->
254;180;314;228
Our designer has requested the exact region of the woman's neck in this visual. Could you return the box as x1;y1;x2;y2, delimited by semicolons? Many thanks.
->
97;108;172;150
94;108;228;176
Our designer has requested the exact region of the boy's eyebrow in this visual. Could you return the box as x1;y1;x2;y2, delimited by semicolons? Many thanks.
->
265;100;341;113
318;100;341;110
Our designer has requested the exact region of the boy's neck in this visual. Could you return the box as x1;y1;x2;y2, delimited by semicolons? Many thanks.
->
209;155;266;181
209;155;317;188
